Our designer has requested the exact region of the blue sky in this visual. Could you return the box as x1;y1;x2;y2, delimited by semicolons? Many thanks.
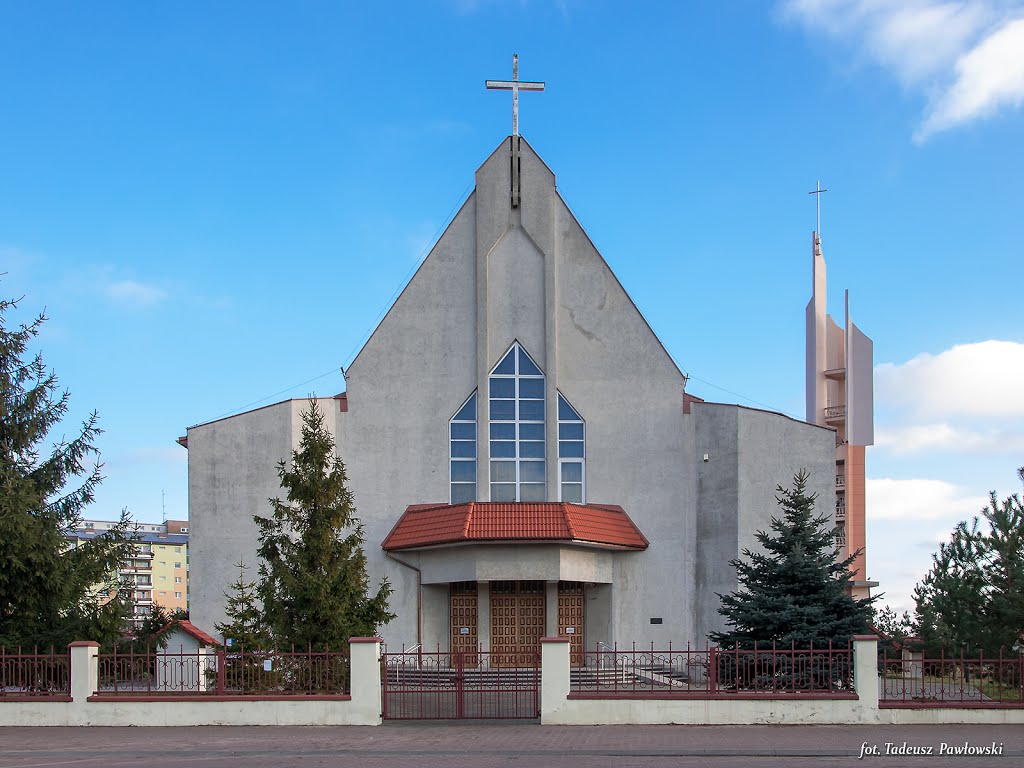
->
2;1;1022;617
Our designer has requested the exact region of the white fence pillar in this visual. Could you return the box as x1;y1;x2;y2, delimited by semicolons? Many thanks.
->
853;634;880;722
349;636;383;725
68;641;99;704
540;636;571;724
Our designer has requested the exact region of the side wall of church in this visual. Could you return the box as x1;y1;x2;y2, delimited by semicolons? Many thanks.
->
691;402;837;641
188;398;339;634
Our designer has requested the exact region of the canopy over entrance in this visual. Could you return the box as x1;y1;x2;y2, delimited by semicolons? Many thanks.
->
381;502;649;552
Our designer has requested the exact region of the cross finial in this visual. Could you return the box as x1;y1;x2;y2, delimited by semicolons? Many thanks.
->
486;53;545;137
808;180;828;236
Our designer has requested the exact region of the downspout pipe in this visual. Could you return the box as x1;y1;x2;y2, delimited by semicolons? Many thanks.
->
385;551;422;648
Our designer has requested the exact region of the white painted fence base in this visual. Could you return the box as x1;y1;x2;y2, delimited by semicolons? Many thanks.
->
539;637;1024;726
0;638;382;727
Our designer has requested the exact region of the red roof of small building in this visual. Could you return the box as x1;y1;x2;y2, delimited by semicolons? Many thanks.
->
382;502;648;551
156;619;218;647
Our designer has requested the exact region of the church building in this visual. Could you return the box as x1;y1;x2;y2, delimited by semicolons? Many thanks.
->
181;71;843;655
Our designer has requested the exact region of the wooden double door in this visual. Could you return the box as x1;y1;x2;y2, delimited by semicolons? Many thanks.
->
449;580;585;665
489;580;546;666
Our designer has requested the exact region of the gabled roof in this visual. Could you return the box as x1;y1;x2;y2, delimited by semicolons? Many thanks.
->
382;502;649;551
157;619;218;647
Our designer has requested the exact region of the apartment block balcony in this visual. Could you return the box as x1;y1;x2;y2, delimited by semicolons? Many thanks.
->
836;500;846;519
835;473;845;488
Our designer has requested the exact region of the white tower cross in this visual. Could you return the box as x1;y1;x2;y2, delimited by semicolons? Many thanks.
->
486;53;544;137
808;180;828;236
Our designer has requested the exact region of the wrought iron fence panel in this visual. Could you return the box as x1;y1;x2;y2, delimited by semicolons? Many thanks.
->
880;650;1024;707
0;647;70;698
573;642;854;696
94;646;349;695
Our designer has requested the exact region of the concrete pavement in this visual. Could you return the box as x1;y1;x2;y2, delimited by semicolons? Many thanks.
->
2;723;1023;767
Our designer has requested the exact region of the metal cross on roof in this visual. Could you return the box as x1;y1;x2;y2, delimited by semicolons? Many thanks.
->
486;53;545;137
808;180;828;236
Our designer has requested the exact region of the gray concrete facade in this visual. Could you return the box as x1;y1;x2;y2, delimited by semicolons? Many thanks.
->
185;137;836;650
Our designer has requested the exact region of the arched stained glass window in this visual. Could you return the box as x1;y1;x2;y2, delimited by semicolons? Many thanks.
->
450;392;476;504
489;343;546;502
558;393;585;503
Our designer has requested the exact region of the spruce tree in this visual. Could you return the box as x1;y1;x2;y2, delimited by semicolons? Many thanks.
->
254;400;393;650
215;560;270;649
0;295;135;648
710;470;874;648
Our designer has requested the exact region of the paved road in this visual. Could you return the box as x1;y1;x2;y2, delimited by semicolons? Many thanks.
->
1;723;1022;768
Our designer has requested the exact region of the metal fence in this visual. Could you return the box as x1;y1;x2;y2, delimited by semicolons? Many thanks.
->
382;647;539;719
95;646;350;696
0;647;71;698
572;642;855;697
879;651;1024;707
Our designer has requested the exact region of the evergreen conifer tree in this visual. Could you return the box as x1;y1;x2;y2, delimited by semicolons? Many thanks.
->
215;560;270;649
0;296;135;648
710;470;874;648
914;467;1024;655
254;400;393;650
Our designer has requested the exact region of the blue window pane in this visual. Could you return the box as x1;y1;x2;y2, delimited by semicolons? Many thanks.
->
518;400;544;421
518;378;544;399
561;484;583;503
451;423;475;440
518;347;543;376
451;483;476;504
558;394;581;422
490;461;516;482
451;441;476;458
519;423;544;441
560;440;584;458
561;462;583;482
491;483;516;502
490;423;515;440
455;393;476;421
520;441;545;458
489;377;515;398
493;348;516;375
520;461;545;482
491;441;515;458
451;461;476;482
519;483;546;502
490;400;515;420
558;423;583;440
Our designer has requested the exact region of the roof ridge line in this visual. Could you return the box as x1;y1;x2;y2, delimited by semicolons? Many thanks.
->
463;501;474;539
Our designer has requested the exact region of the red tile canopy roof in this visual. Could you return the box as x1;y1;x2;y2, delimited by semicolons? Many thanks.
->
381;502;648;551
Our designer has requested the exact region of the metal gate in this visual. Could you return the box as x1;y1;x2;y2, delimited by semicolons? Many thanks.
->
381;649;539;720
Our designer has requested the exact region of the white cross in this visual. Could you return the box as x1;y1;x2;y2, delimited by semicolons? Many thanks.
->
486;54;544;137
808;180;828;236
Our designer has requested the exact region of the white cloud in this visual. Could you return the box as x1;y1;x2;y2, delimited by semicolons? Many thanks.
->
876;340;1024;419
917;17;1024;140
782;1;1024;139
875;422;1024;455
104;279;167;307
867;476;987;520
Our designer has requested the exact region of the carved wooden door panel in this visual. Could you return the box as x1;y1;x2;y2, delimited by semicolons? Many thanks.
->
489;580;545;665
557;581;585;666
450;582;478;663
